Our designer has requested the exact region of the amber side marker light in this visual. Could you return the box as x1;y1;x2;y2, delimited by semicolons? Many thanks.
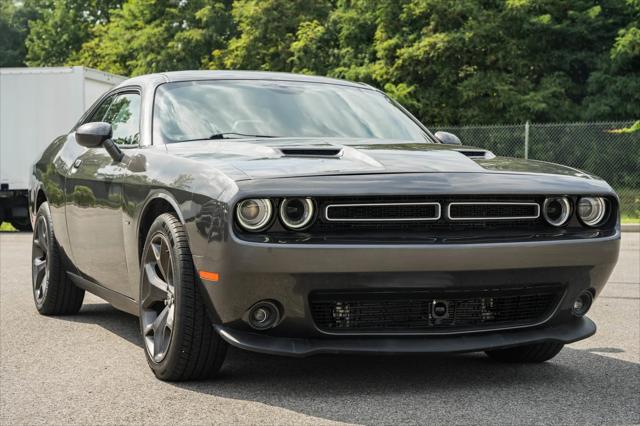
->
199;271;220;282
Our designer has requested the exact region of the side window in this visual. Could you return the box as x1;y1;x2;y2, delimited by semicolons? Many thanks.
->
102;93;141;146
87;95;115;122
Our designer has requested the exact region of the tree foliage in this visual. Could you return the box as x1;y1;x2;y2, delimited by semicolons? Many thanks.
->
0;0;39;66
72;0;234;75
2;0;638;124
25;0;123;66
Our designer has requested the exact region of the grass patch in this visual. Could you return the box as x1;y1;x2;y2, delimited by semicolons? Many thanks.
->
0;222;17;232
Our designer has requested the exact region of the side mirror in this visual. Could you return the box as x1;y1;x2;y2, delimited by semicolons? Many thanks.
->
75;122;124;162
435;131;462;145
76;122;112;148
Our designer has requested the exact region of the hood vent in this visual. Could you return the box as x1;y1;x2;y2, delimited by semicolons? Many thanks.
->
279;147;343;157
455;149;495;159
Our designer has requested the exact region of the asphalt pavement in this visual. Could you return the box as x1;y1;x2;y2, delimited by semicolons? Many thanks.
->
1;231;638;424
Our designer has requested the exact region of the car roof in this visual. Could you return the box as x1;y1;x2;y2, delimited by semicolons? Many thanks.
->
115;70;375;90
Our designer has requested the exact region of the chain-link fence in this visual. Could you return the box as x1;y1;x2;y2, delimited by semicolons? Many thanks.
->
434;121;640;222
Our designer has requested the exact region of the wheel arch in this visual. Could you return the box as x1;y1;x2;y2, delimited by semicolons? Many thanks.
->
29;184;48;226
137;192;186;261
35;188;47;212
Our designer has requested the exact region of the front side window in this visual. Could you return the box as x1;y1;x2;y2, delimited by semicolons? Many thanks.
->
153;80;432;144
102;93;141;146
87;95;115;123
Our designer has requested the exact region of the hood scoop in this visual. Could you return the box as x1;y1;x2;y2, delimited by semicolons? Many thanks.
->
279;147;343;158
454;149;495;159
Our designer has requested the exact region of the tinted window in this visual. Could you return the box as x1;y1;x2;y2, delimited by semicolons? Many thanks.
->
153;80;431;143
102;93;141;146
88;96;114;122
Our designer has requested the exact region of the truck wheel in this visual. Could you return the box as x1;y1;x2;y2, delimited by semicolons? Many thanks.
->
11;218;32;232
485;342;564;363
139;213;227;381
32;202;85;315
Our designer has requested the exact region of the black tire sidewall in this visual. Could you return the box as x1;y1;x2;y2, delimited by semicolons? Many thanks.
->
139;214;190;378
32;203;56;312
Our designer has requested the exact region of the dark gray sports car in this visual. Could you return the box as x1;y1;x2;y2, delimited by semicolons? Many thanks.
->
29;71;620;381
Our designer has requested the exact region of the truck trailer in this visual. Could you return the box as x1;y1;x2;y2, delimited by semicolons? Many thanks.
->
0;66;125;230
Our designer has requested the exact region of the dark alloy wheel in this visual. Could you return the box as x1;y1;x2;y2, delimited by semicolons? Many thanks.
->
141;233;176;363
139;213;227;381
32;215;50;306
31;202;84;315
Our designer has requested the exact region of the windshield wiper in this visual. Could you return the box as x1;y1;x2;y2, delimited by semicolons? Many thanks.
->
208;132;278;139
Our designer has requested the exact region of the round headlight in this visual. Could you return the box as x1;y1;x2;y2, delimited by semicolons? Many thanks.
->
236;199;273;231
543;196;572;227
280;198;315;230
577;197;607;227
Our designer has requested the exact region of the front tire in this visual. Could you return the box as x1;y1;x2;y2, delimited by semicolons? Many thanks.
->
139;213;227;381
32;202;84;315
485;342;564;363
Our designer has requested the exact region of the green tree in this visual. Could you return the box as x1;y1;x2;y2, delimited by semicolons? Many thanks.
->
12;0;640;124
210;0;331;71
25;0;123;66
73;0;234;76
0;0;40;66
582;0;640;120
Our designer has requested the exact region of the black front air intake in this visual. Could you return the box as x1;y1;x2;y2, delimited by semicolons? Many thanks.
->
280;147;343;157
310;285;564;333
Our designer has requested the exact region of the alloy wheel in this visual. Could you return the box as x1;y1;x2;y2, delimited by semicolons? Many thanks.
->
32;216;49;305
141;233;176;363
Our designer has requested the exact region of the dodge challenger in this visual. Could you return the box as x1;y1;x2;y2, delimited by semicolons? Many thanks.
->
29;71;620;381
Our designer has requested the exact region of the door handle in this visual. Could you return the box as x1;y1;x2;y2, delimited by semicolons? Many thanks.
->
73;159;82;168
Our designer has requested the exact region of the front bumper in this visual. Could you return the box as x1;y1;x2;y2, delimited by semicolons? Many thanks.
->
190;226;619;353
215;316;596;357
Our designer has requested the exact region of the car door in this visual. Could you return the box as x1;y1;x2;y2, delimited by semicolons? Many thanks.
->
65;91;141;295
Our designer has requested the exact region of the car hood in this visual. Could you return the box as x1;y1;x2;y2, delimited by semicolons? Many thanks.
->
165;138;597;181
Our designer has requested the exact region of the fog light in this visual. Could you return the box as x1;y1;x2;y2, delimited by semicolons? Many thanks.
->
572;291;593;317
247;301;281;330
252;307;268;323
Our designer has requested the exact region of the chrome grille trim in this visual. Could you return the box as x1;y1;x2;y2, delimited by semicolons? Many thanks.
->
447;202;540;221
325;202;442;222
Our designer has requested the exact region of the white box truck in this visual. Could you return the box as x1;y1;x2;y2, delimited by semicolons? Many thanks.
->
0;66;125;230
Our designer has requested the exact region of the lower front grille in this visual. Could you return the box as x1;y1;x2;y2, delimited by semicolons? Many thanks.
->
310;285;563;333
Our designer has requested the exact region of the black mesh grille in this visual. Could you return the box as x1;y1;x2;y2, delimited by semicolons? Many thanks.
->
314;196;545;233
449;203;538;219
327;203;439;221
310;285;563;333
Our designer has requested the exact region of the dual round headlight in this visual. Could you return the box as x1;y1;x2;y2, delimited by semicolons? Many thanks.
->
280;198;315;229
542;196;608;227
236;197;315;232
577;197;608;227
236;199;273;231
542;197;572;227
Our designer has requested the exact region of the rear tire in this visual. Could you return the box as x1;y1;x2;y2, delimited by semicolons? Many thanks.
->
32;202;84;315
139;213;227;381
485;342;564;363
